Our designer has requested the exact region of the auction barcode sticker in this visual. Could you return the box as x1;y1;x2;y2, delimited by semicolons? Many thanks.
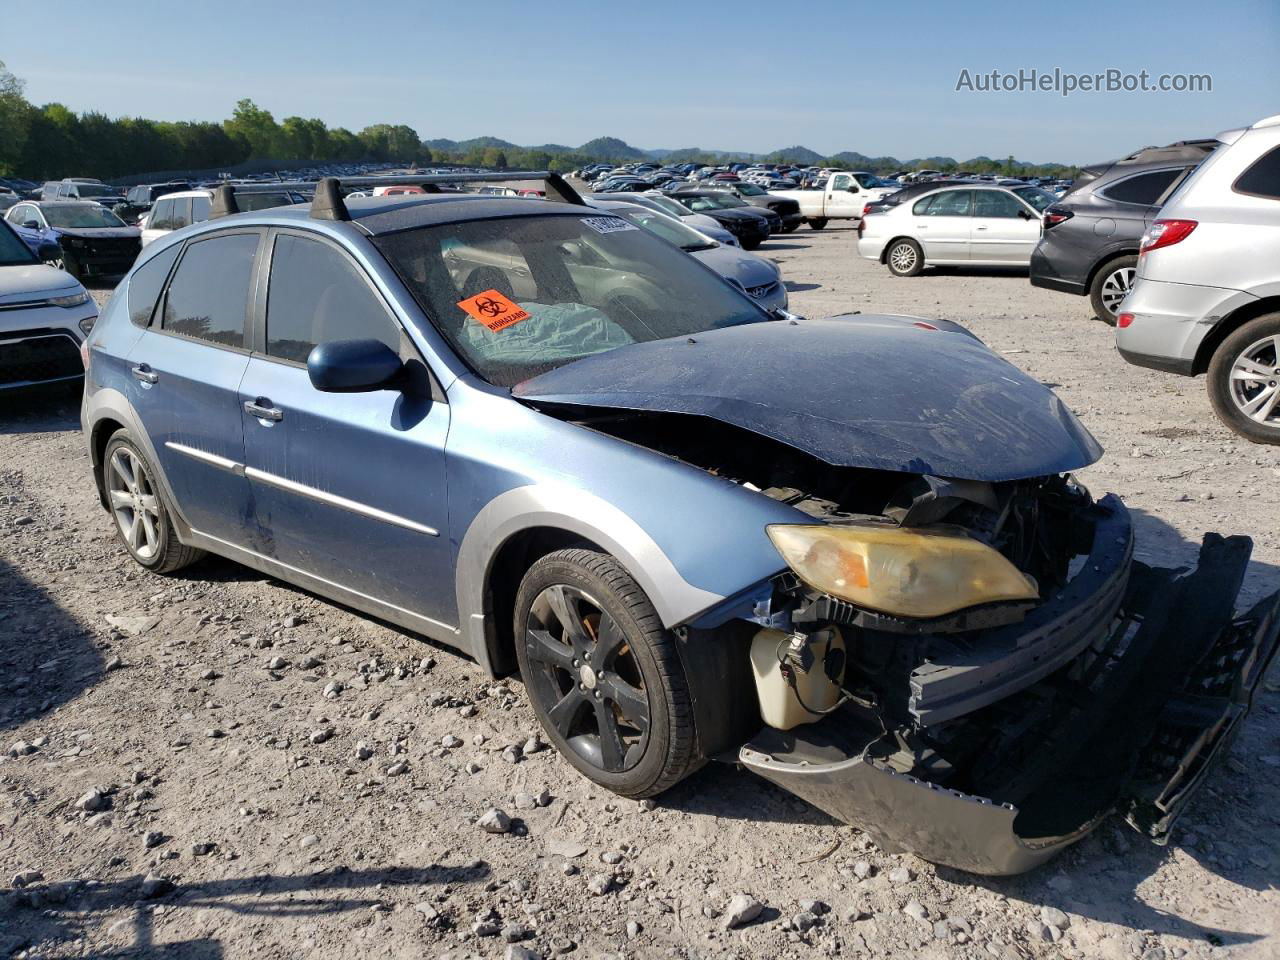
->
581;216;638;235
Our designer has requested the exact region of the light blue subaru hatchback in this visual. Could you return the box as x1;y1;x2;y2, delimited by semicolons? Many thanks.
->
81;173;1279;875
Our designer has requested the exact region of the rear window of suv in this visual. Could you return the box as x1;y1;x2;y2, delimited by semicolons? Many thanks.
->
1234;146;1280;200
1099;169;1182;205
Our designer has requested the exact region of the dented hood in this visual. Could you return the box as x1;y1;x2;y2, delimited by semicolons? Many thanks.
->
514;316;1103;482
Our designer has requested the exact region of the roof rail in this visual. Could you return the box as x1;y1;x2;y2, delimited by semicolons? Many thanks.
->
205;170;585;221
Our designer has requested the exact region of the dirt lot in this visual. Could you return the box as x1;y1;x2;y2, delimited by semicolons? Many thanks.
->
2;223;1279;960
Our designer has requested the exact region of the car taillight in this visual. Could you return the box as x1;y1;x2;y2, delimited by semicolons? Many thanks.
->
1140;219;1197;255
861;204;872;216
1117;313;1135;329
1043;208;1072;228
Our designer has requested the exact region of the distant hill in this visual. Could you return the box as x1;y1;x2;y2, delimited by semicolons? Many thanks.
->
421;134;1076;175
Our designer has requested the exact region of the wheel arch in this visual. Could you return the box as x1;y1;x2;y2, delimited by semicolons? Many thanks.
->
456;485;725;678
1194;297;1280;376
1083;248;1139;296
880;235;919;264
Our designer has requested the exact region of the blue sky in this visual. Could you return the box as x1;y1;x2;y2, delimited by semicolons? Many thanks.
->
6;0;1277;164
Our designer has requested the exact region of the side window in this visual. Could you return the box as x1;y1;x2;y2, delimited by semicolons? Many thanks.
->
170;197;193;229
1100;169;1182;206
831;174;851;192
911;194;936;216
128;244;182;327
161;233;258;349
973;191;1026;218
191;195;211;223
1234;146;1280;200
150;199;173;230
920;190;972;217
265;234;400;364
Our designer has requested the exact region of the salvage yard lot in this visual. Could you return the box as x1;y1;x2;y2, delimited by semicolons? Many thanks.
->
3;224;1279;960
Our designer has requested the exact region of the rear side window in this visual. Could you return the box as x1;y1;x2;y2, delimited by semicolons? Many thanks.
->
170;197;193;229
915;190;972;216
191;195;211;223
265;234;400;363
1099;169;1181;205
1234;146;1280;200
161;233;258;349
128;244;181;327
150;198;173;230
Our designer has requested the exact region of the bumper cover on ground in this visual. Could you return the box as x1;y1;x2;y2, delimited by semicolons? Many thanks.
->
740;533;1280;875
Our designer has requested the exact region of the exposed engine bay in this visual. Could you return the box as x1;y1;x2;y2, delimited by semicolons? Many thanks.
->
538;403;1280;874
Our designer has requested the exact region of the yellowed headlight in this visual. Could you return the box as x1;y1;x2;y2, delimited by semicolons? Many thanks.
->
766;522;1039;619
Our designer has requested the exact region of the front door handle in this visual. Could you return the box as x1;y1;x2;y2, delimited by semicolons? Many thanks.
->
131;364;159;385
975;224;989;231
244;399;283;422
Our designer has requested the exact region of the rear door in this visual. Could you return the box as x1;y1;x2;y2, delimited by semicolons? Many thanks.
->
236;229;455;627
970;190;1041;263
913;189;972;261
1099;167;1188;238
124;230;260;544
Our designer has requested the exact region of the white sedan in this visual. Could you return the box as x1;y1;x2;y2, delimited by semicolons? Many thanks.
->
858;184;1056;277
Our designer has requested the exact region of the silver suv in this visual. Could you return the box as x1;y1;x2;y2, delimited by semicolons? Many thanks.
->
1116;114;1280;442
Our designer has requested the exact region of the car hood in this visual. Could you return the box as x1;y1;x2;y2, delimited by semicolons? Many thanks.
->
56;227;141;239
698;206;766;222
690;245;779;289
514;316;1103;482
0;263;83;302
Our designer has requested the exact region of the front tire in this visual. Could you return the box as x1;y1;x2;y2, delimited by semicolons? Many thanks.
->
1207;313;1280;445
886;238;924;277
103;430;203;573
808;218;828;230
514;548;699;798
1089;255;1137;326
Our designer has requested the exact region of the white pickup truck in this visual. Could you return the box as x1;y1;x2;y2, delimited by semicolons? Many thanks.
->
770;171;897;230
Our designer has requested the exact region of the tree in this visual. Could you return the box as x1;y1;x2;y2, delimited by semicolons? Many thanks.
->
0;60;30;176
223;98;280;160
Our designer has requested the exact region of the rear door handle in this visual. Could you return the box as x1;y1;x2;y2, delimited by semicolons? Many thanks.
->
244;399;283;422
975;225;989;231
131;364;159;385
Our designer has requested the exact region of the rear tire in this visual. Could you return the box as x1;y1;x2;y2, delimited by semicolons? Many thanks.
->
808;218;828;230
1088;255;1137;326
103;430;203;573
514;548;699;798
886;238;924;277
1207;312;1280;445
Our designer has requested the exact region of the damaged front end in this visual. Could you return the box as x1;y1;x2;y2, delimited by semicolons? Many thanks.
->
737;490;1280;875
515;317;1280;875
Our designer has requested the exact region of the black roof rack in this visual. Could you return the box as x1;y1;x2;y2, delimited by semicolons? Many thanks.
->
207;170;585;220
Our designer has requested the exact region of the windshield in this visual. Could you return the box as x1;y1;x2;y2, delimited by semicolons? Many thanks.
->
0;221;37;266
43;205;126;228
73;183;116;198
695;193;747;210
374;214;766;387
605;205;716;251
1012;186;1056;212
643;194;695;219
734;183;766;196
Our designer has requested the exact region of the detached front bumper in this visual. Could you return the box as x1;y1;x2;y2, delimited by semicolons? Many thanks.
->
740;531;1280;875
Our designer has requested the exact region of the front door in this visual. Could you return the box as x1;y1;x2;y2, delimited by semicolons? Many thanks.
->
237;230;456;629
824;174;862;219
970;190;1041;263
124;230;260;544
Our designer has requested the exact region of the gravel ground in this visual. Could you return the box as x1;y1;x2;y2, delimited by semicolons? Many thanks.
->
2;224;1279;960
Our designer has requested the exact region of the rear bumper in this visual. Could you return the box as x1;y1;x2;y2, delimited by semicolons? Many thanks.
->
856;236;888;262
1114;278;1255;371
741;530;1279;875
1029;244;1087;295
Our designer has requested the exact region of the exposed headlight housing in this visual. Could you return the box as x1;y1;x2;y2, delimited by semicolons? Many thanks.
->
767;522;1039;619
49;291;90;308
78;314;96;335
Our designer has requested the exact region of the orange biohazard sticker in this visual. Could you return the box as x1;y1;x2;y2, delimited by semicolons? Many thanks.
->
456;289;530;332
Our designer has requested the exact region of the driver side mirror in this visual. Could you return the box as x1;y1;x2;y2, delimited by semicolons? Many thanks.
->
23;219;39;230
308;338;404;393
1017;209;1034;220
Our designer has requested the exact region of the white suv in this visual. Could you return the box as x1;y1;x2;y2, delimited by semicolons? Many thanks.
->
1116;114;1280;442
